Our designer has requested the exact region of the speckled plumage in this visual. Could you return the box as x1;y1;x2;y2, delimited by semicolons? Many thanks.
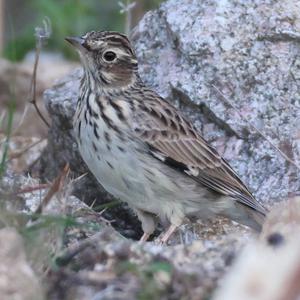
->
66;31;267;243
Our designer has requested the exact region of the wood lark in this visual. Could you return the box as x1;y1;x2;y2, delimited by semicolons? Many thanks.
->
66;31;267;243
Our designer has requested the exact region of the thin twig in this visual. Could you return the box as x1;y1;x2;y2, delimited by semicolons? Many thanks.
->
16;183;50;195
28;42;49;127
28;17;52;128
33;163;70;216
72;172;88;183
118;1;136;35
257;29;300;42
55;232;104;267
212;84;300;171
8;138;45;161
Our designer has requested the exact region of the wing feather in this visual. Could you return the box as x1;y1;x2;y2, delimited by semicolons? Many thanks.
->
131;89;266;215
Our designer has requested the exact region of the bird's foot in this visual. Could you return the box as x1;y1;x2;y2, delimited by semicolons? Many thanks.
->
155;224;178;245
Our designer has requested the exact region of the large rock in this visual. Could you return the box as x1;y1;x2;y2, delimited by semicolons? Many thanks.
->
131;0;300;205
213;197;300;300
40;0;300;231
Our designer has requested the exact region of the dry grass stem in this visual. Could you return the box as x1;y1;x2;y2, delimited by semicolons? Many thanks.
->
8;138;45;161
16;183;50;195
34;163;70;215
28;17;52;128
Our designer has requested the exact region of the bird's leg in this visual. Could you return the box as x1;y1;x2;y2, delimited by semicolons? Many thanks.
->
157;224;178;245
139;233;151;242
135;209;156;243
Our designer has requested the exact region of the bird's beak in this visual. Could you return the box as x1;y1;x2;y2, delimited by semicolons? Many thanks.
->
65;36;85;49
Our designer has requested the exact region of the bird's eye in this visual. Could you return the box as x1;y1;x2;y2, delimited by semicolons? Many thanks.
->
103;51;117;62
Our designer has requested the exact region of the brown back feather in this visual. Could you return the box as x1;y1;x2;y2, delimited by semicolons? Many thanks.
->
132;88;266;215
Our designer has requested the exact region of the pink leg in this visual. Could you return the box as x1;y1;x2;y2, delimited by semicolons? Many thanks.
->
139;232;151;242
157;224;178;245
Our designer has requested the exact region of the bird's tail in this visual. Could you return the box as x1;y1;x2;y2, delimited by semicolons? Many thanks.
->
224;201;267;232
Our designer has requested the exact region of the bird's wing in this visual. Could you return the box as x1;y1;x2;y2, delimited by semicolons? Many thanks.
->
131;89;266;215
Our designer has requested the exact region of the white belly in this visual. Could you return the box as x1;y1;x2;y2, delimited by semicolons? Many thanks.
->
74;110;162;211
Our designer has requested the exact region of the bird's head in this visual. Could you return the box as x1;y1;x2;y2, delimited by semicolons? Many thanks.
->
66;31;138;88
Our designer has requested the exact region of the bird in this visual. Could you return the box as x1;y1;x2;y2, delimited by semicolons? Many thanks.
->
65;30;267;244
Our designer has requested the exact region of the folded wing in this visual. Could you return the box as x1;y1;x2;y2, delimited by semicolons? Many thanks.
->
132;89;266;215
